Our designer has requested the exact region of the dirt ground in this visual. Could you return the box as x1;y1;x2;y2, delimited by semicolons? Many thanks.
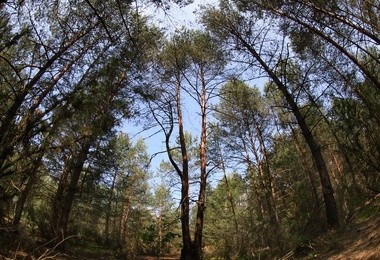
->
306;215;380;260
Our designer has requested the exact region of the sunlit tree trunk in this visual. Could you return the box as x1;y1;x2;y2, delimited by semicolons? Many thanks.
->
193;66;207;258
174;78;197;260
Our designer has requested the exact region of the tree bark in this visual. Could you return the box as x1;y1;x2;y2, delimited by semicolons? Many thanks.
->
241;133;265;220
174;78;196;260
120;198;131;247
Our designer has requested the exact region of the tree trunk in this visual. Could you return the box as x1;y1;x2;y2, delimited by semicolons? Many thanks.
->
292;129;321;209
241;134;265;220
245;114;279;228
180;176;194;260
12;156;42;226
193;73;207;259
159;78;194;259
233;32;340;228
221;162;239;233
51;161;70;237
120;199;130;246
52;141;91;251
252;117;279;223
104;169;117;244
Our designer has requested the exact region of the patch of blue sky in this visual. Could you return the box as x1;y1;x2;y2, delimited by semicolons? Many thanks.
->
121;0;269;195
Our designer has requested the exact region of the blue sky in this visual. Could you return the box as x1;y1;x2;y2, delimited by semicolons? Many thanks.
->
143;0;218;31
123;0;220;186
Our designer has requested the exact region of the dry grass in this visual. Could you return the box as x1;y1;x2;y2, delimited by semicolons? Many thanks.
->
312;215;380;260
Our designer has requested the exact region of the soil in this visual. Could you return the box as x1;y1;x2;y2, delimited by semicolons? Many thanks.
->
295;215;380;259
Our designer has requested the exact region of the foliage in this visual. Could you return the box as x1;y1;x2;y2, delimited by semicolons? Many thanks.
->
0;0;379;259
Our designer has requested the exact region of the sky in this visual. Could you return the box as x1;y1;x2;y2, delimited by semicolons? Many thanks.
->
143;0;218;31
124;0;270;196
124;0;220;187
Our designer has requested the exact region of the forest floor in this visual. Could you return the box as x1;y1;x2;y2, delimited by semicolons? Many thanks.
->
48;214;380;259
292;213;380;259
57;216;380;260
2;213;379;259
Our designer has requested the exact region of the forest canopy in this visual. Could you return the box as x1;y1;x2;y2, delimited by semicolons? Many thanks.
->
0;0;379;259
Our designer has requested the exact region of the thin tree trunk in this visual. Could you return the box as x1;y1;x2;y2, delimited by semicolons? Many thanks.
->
220;155;239;233
12;155;43;226
120;199;130;246
14;119;60;226
232;31;340;228
104;169;117;244
291;128;321;210
245;115;277;223
252;117;279;223
51;159;70;237
241;133;265;220
193;70;207;259
222;169;242;256
158;212;163;255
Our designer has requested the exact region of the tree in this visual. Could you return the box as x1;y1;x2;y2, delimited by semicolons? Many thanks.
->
1;0;161;252
0;0;105;177
203;173;247;259
140;29;226;259
0;0;120;228
211;79;283;253
152;183;181;255
202;2;340;228
234;0;380;90
48;57;132;250
112;135;151;256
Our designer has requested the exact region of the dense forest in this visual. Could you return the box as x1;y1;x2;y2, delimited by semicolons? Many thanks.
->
0;0;379;259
